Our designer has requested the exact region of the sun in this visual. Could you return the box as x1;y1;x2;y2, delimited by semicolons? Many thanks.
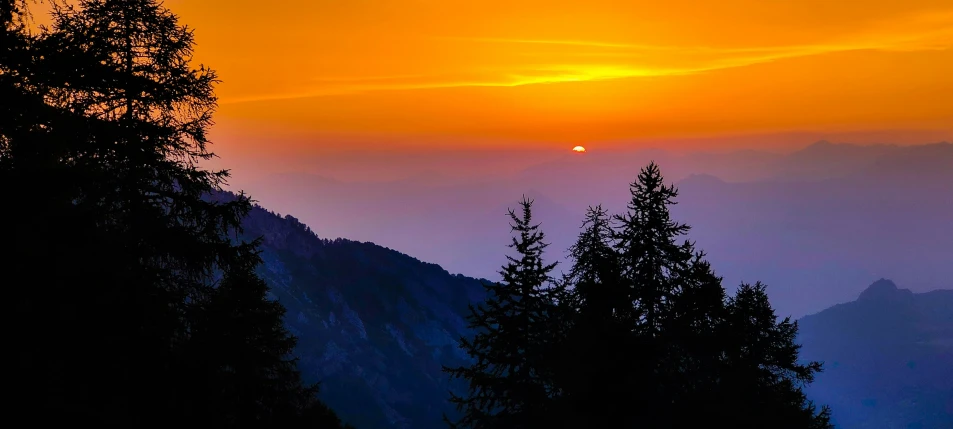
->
572;145;587;153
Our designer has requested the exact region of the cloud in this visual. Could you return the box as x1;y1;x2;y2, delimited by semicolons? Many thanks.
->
218;11;953;105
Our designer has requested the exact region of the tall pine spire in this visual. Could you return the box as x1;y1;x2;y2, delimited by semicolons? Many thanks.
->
567;205;620;321
612;161;695;332
444;196;558;429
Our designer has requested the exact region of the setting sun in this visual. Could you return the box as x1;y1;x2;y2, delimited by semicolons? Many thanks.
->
572;145;587;153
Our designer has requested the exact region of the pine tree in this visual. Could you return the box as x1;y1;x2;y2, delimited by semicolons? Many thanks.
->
550;205;628;426
25;2;254;422
606;162;699;420
567;205;619;321
444;196;559;429
4;1;351;426
663;252;731;427
552;163;831;428
714;282;833;429
3;2;130;423
612;161;695;332
184;245;354;427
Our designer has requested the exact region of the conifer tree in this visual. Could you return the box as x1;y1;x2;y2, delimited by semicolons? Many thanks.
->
4;1;351;426
444;196;559;429
550;205;629;426
184;245;354;428
606;162;698;419
566;205;619;321
612;161;695;332
3;2;129;422
663;252;731;426
550;163;831;428
26;2;256;422
713;282;833;429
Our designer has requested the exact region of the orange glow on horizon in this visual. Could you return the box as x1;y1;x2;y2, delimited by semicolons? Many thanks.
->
156;0;953;153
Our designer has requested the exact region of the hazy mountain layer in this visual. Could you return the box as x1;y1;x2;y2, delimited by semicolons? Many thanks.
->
235;142;952;317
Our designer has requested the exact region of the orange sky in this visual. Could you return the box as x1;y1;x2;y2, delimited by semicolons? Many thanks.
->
162;0;953;153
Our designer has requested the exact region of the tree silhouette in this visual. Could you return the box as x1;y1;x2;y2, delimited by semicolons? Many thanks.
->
3;1;351;426
444;196;560;429
184;246;355;428
712;282;833;429
566;205;620;321
453;163;833;429
547;205;627;426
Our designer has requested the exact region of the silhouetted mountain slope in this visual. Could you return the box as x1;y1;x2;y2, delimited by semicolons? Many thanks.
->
228;197;486;429
798;280;953;429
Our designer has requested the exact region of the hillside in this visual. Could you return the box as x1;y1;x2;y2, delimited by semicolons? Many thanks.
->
233;198;487;429
798;279;953;428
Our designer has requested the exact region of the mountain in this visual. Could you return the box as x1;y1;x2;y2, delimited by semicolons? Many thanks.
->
231;142;953;317
671;145;953;316
798;279;953;429
232;198;486;429
771;140;902;181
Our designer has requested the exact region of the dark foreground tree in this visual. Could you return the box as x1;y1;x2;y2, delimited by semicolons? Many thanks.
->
452;163;832;429
444;197;559;429
712;282;833;429
548;205;627;426
3;1;350;427
185;247;355;428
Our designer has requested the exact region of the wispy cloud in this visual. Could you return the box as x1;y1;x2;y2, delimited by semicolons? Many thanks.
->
219;20;953;105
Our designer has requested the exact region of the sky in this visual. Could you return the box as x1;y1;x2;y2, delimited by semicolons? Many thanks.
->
161;0;953;157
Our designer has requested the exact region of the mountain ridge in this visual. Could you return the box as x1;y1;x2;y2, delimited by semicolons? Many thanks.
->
798;279;953;429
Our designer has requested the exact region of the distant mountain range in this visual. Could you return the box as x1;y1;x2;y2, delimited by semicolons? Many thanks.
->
230;194;952;428
239;141;953;317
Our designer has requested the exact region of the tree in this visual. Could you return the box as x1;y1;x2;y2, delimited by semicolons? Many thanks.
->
566;205;620;322
4;1;351;426
184;246;355;428
546;205;627;426
712;282;833;429
444;196;559;429
602;162;700;421
26;1;257;422
543;163;831;428
3;2;130;423
612;161;696;333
